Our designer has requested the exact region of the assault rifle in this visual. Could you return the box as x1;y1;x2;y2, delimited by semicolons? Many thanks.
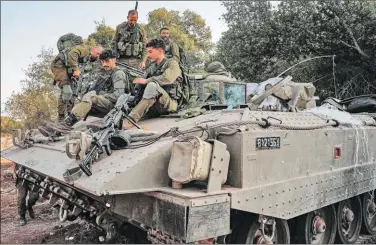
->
116;61;146;77
71;76;79;98
79;93;140;176
116;61;147;105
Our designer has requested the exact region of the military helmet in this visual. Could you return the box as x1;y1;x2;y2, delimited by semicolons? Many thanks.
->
206;61;227;73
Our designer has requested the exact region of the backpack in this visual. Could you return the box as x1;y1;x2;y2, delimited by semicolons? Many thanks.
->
165;42;188;72
56;33;84;66
57;33;83;52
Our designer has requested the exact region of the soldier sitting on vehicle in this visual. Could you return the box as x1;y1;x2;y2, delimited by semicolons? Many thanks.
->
160;27;180;62
51;33;103;121
124;38;184;127
77;60;106;100
204;61;238;82
40;49;131;135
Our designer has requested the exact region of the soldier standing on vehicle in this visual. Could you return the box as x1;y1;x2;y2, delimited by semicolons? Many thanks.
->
51;34;103;121
160;27;180;62
43;49;130;134
112;10;147;70
16;177;39;226
124;39;184;126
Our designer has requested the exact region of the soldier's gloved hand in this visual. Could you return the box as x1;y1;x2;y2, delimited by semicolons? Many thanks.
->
73;70;80;78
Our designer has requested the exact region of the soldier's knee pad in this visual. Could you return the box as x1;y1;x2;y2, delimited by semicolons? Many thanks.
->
143;82;160;100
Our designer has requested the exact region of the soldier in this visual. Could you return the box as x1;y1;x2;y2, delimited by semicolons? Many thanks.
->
125;39;183;126
204;61;238;82
43;49;131;133
16;177;39;226
160;27;180;62
51;38;103;121
113;10;147;69
78;60;104;99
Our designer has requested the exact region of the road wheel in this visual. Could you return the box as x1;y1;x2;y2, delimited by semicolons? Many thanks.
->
295;205;337;244
236;215;290;244
361;191;376;235
335;196;362;244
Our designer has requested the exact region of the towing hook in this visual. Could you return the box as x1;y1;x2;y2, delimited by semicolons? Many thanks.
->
59;205;68;222
260;218;275;242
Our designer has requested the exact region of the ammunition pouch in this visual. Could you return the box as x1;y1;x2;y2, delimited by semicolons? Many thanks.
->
165;83;182;101
118;41;143;57
65;131;93;160
165;78;184;105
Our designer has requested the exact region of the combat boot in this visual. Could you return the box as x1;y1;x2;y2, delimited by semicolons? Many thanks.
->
128;99;155;123
27;205;35;219
19;216;26;226
38;125;58;137
63;113;78;126
46;114;78;134
58;114;66;122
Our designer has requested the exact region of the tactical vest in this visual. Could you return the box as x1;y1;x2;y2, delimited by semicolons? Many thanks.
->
117;23;143;58
149;58;190;106
80;61;103;96
165;41;188;71
89;67;122;94
165;43;173;58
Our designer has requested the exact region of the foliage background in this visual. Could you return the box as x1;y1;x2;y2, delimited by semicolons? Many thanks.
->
216;0;376;100
2;1;376;132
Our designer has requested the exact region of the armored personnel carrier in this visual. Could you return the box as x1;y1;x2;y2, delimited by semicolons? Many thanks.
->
2;75;375;244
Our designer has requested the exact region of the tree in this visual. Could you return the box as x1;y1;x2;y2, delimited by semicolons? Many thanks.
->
143;8;214;72
4;48;58;129
216;0;376;99
0;116;24;134
87;19;115;48
3;10;215;128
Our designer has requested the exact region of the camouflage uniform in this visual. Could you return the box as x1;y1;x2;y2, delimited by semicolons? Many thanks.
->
113;22;147;68
164;40;180;62
16;178;39;225
70;67;130;120
51;44;91;121
128;58;182;122
78;60;104;99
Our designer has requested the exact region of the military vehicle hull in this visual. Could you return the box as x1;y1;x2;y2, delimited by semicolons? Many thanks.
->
2;108;376;244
